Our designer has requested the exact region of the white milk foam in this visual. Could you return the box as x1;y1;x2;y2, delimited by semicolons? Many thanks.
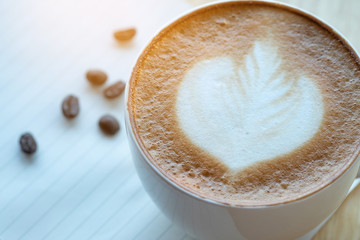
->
176;42;324;171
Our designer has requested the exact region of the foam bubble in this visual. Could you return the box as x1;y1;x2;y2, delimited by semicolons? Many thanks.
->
176;41;324;171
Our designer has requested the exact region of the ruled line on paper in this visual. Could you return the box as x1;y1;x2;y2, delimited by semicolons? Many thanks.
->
0;1;108;97
63;177;144;240
60;173;138;240
0;45;85;108
0;68;86;155
0;103;100;198
133;213;172;240
0;125;107;223
0;29;106;128
0;23;122;158
132;213;163;240
0;0;193;239
16;149;128;240
0;60;84;135
158;225;187;240
0;137;101;234
0;131;94;214
86;188;145;240
108;201;153;240
38;163;133;240
155;224;172;240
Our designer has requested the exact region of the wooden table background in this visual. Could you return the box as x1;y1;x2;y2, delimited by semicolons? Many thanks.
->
187;0;360;239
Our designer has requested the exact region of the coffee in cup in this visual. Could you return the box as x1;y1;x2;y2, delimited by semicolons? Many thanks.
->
128;1;360;206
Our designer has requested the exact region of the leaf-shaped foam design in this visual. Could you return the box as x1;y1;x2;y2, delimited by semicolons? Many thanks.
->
176;42;324;171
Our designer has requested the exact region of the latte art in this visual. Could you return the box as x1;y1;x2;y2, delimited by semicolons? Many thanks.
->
129;2;360;205
177;42;324;171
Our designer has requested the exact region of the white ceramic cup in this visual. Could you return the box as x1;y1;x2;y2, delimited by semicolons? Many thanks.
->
125;1;360;239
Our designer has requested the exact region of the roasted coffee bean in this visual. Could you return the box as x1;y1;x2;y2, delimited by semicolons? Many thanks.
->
86;70;107;85
20;133;37;154
104;81;126;99
99;115;120;135
114;28;136;41
62;95;80;118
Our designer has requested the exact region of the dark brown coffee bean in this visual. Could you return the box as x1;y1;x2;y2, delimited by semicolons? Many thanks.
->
86;70;107;85
62;95;79;119
99;114;120;135
20;133;37;154
114;28;136;41
104;81;126;99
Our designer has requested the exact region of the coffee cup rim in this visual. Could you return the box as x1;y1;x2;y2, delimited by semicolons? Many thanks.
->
125;0;360;208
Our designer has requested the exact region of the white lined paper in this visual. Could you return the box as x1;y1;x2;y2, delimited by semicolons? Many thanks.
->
0;0;195;239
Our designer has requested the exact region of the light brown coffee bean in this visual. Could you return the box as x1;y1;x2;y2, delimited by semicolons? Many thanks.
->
114;28;136;41
99;115;120;135
20;133;37;154
62;95;80;119
86;70;107;85
104;81;126;99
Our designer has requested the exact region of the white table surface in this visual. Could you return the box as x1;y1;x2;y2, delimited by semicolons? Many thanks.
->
0;0;197;239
